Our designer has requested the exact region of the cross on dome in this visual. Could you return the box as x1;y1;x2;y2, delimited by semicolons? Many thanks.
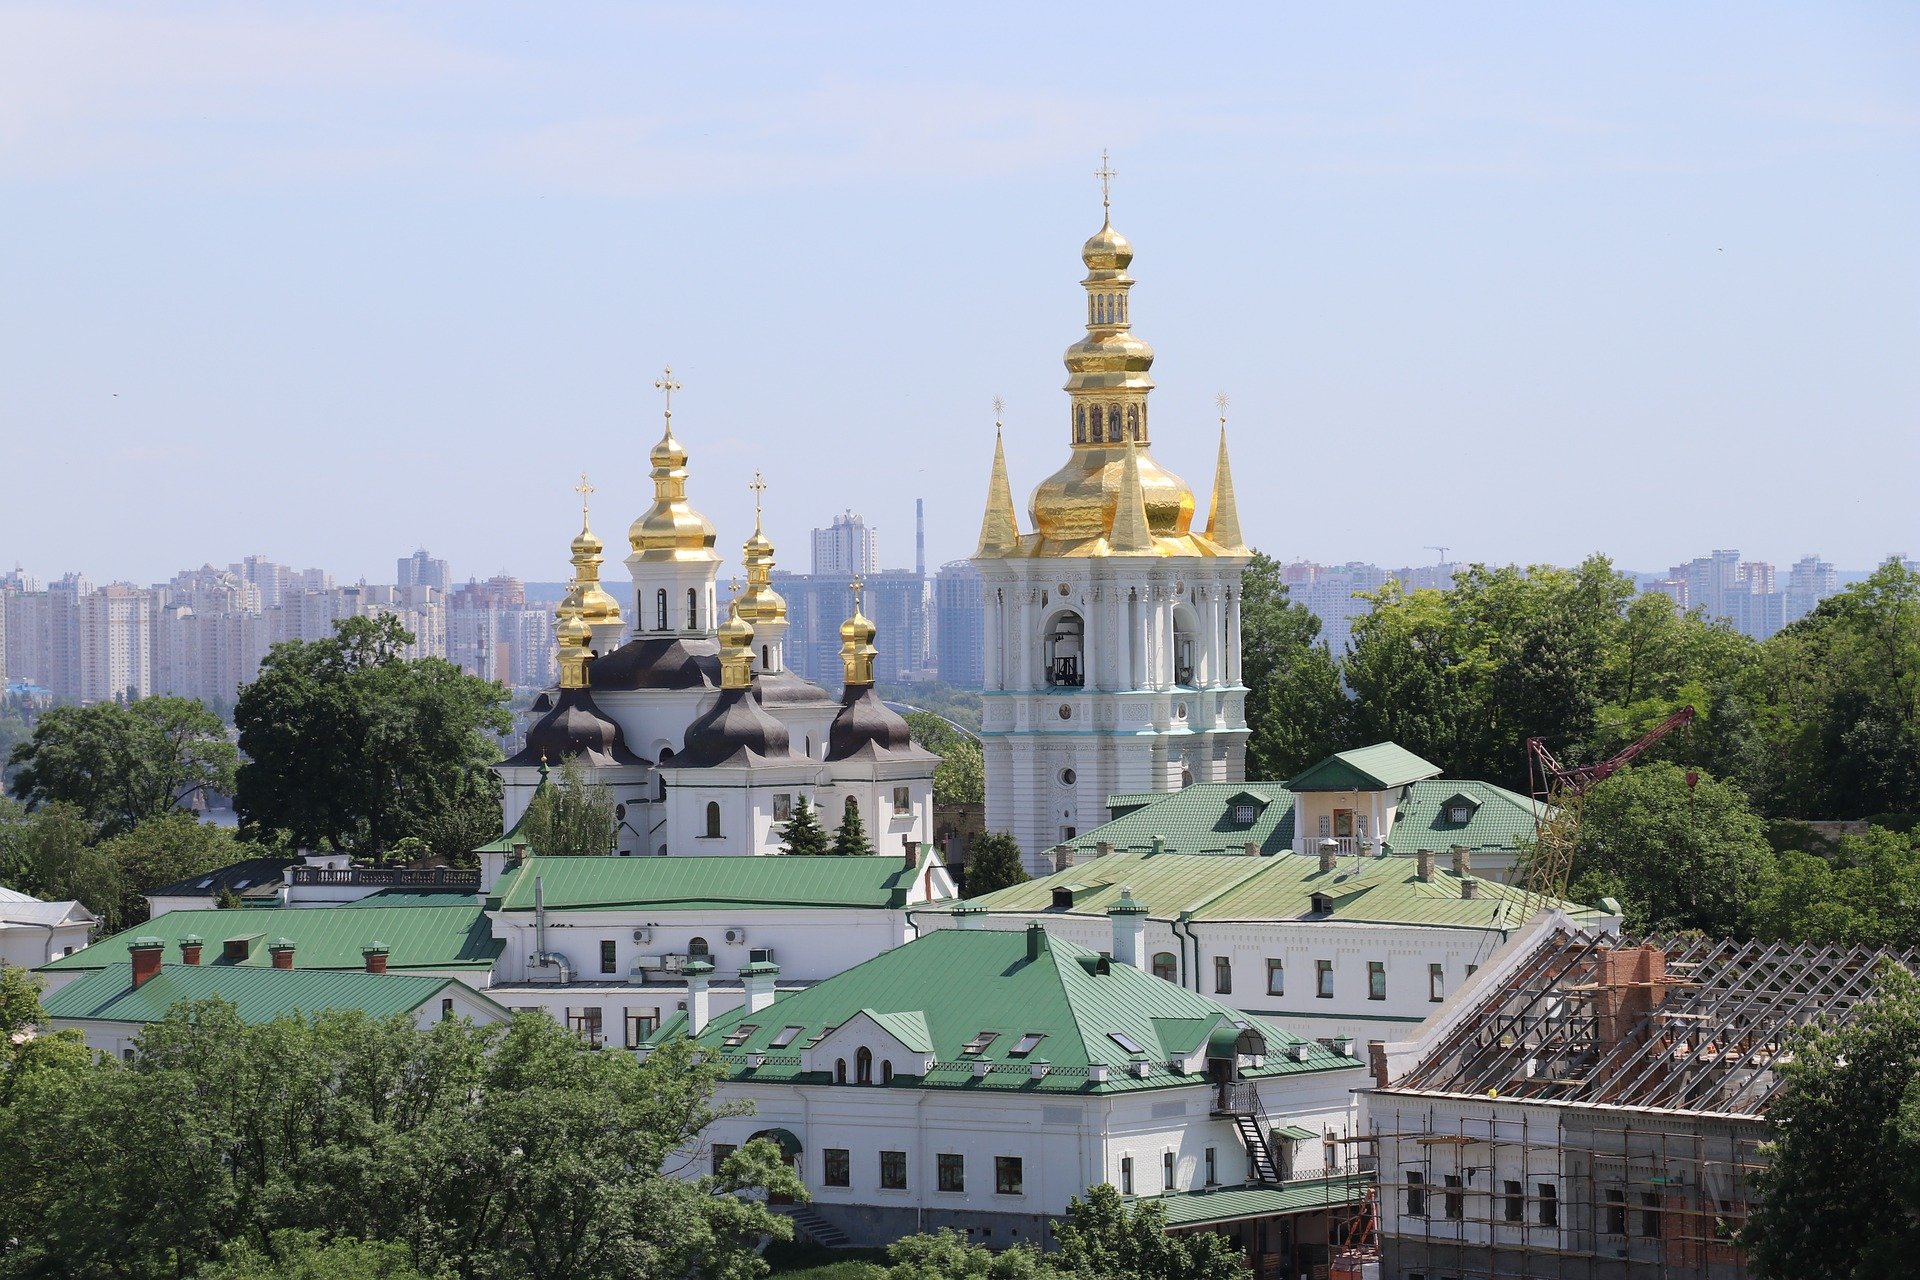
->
574;471;595;523
749;470;767;516
1095;149;1116;211
653;366;682;419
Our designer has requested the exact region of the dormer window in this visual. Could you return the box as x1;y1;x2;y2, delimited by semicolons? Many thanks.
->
1449;805;1471;823
721;1024;758;1049
962;1031;1000;1055
1232;804;1257;826
1310;892;1332;915
1440;793;1482;825
1051;887;1074;910
1009;1033;1046;1057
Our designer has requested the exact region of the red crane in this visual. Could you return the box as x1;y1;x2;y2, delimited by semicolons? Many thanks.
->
1519;706;1697;903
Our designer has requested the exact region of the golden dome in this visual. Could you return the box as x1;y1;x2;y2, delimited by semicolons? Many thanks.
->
718;598;754;648
1082;217;1134;271
736;472;788;624
838;580;878;687
557;609;592;646
1029;445;1195;543
838;607;876;647
630;418;719;562
566;476;625;629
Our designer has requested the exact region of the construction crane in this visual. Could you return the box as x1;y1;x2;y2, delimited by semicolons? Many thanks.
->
1518;706;1698;905
1426;544;1451;565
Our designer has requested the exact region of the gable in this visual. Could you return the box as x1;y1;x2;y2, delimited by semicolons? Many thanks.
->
1288;743;1441;792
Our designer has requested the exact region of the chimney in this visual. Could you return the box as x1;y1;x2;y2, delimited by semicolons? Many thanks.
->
1461;878;1479;900
1319;841;1337;873
1416;850;1435;882
269;938;296;970
1369;1040;1390;1088
362;943;390;974
742;959;780;1015
1243;842;1260;858
129;938;164;988
1054;843;1074;872
1025;921;1047;962
1150;836;1166;856
1108;887;1149;971
1595;944;1668;1052
179;936;203;966
1451;845;1471;877
953;903;986;931
1096;841;1114;859
685;959;713;1035
903;837;921;869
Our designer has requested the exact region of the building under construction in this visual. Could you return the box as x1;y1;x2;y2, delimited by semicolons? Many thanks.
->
1362;917;1917;1279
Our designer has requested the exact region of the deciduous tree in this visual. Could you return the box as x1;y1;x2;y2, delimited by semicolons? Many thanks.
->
6;696;236;836
518;759;616;857
1239;552;1346;780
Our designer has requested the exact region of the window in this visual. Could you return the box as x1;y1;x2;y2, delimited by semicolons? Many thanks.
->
881;1059;893;1084
703;802;721;839
1317;960;1335;998
856;1047;874;1084
1429;963;1445;1002
1318;814;1331;838
686;588;698;629
1214;956;1232;994
995;1156;1024;1195
1162;1151;1176;1191
655;589;668;631
1406;1170;1427;1217
441;998;455;1020
1450;805;1471;823
769;1025;803;1048
625;1009;660;1048
1639;1192;1662;1238
1009;1033;1045;1057
893;786;910;815
823;1149;850;1188
1537;1182;1558;1227
938;1153;965;1193
1120;1156;1134;1195
1334;809;1354;838
761;644;769;668
773;793;792;822
711;1143;737;1175
1109;1031;1145;1054
1503;1180;1523;1223
566;1007;603;1044
1204;1147;1218;1186
962;1030;1000;1055
688;936;710;958
601;939;617;975
880;1150;907;1190
1074;405;1086;442
1152;953;1177;983
1368;961;1387;1001
1232;803;1257;825
721;1023;758;1049
1604;1188;1627;1235
1266;958;1285;996
1060;767;1077;785
1444;1174;1463;1220
835;1058;847;1084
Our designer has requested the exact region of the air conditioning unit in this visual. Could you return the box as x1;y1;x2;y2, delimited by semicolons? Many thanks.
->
724;927;748;946
635;955;664;970
633;928;653;944
749;947;777;965
662;953;687;972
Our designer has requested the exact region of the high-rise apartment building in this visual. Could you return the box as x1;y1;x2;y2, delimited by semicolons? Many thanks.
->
933;560;984;689
397;549;452;597
810;511;878;577
1784;555;1836;625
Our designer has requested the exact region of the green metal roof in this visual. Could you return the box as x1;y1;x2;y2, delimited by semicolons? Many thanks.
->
1286;742;1442;792
41;905;503;973
39;963;502;1025
338;888;483;908
1149;1173;1372;1228
488;854;926;913
955;844;1604;931
1078;779;1548;863
682;928;1363;1093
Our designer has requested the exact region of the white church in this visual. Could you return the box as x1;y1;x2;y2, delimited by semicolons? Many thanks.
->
492;385;938;861
971;189;1252;873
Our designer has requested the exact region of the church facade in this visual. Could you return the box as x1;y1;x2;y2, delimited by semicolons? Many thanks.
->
495;382;937;860
972;200;1251;873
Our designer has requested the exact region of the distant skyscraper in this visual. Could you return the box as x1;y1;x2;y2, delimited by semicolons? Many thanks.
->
1783;555;1836;624
934;560;984;689
810;511;878;577
397;548;452;597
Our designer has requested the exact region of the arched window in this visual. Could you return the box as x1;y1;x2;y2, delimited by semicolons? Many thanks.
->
655;589;668;631
1044;610;1085;688
1074;405;1086;443
881;1060;894;1084
1127;405;1139;439
856;1047;873;1085
704;802;721;839
1108;407;1122;442
657;747;672;801
805;736;812;757
1152;952;1178;982
835;1058;847;1084
1181;767;1194;788
761;644;770;668
687;589;698;629
689;936;710;958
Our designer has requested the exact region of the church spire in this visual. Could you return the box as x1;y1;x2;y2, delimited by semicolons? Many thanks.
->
736;470;788;624
975;404;1021;557
1108;433;1154;555
1205;396;1247;554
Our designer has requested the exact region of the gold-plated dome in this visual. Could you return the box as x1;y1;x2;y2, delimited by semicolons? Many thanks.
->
717;593;755;690
567;473;624;629
555;592;593;689
629;368;720;563
838;576;878;687
735;471;788;625
1082;217;1133;271
1029;445;1196;543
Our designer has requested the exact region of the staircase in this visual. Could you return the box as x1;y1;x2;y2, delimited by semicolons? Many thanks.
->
1231;1113;1280;1184
777;1205;851;1248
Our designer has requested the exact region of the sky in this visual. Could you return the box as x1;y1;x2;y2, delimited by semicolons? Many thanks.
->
1;2;1916;588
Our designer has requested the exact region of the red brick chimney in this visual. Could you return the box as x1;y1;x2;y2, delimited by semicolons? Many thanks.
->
179;936;203;966
268;939;297;970
362;944;390;975
1416;849;1435;882
129;938;164;988
1596;944;1667;1051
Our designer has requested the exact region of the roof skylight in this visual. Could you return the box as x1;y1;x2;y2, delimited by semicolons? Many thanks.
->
1108;1031;1145;1054
962;1031;1000;1055
721;1023;758;1048
769;1025;804;1048
1009;1033;1046;1057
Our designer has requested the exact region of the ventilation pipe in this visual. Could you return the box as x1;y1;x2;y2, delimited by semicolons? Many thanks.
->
129;938;164;988
742;959;780;1015
1108;887;1149;971
178;936;203;966
269;939;296;970
685;959;713;1035
529;875;574;982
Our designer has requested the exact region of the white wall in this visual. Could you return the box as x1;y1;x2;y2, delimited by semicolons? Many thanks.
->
488;905;917;984
0;920;91;968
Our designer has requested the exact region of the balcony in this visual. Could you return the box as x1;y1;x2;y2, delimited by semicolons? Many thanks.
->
1295;836;1378;858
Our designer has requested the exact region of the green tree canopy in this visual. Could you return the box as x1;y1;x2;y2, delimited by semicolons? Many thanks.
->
780;796;832;857
1751;824;1920;948
964;831;1028;896
833;796;874;857
198;1231;452;1280
91;812;271;931
518;759;616;857
234;615;511;858
6;696;236;836
1239;552;1346;780
0;963;89;1107
1746;964;1920;1280
0;799;120;926
905;712;984;807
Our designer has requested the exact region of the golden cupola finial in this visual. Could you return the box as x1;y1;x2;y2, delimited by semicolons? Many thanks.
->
629;366;720;562
735;470;789;624
838;575;878;687
1205;394;1248;555
717;586;755;690
555;590;593;689
975;400;1021;557
568;472;624;629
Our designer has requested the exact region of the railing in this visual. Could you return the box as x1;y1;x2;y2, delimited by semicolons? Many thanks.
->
1295;836;1378;858
289;867;482;888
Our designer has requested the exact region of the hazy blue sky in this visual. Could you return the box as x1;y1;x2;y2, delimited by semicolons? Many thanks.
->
2;2;1915;587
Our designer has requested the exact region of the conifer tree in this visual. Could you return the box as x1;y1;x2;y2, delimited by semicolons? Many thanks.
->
964;831;1030;896
779;796;831;857
831;797;873;857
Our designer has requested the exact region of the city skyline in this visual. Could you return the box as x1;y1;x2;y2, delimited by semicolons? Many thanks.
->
3;4;1916;583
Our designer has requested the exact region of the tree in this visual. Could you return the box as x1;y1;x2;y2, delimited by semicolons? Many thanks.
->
883;1229;1053;1280
964;831;1028;896
1239;552;1347;780
198;1231;451;1280
0;799;121;924
93;812;266;931
780;796;832;857
1052;1183;1249;1280
1561;763;1776;936
518;759;616;857
905;712;985;807
6;696;236;836
234;615;511;858
1746;964;1920;1280
0;963;89;1107
1751;825;1920;947
833;797;874;857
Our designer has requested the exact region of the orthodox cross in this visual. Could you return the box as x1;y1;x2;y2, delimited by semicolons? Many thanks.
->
1095;150;1117;210
574;471;594;523
851;573;865;612
749;470;767;518
654;366;682;419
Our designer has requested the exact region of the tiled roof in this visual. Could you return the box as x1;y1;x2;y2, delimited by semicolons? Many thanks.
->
1286;742;1442;792
681;928;1363;1093
40;963;498;1025
1079;779;1548;862
488;854;927;912
1149;1173;1372;1227
41;905;502;973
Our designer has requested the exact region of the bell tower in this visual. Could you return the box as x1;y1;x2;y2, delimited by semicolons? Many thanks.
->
625;367;721;638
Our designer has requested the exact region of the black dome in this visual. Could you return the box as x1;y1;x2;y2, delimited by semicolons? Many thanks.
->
827;686;937;762
503;687;644;768
588;636;721;692
753;667;838;708
661;688;798;769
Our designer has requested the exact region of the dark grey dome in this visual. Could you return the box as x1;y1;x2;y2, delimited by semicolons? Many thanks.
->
752;668;839;708
827;686;939;763
588;636;721;692
503;687;644;768
661;688;798;769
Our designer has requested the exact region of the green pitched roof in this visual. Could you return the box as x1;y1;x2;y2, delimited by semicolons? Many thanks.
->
1077;779;1547;862
1286;742;1442;792
42;905;502;973
1149;1173;1372;1228
956;845;1604;931
684;929;1362;1093
488;854;926;912
40;963;502;1026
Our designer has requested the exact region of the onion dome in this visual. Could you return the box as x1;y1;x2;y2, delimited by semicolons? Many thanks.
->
567;475;624;629
629;368;720;562
1081;217;1134;272
586;635;721;691
554;590;594;689
716;595;755;690
826;684;936;763
664;685;795;769
1029;448;1195;545
735;472;788;624
838;579;878;688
